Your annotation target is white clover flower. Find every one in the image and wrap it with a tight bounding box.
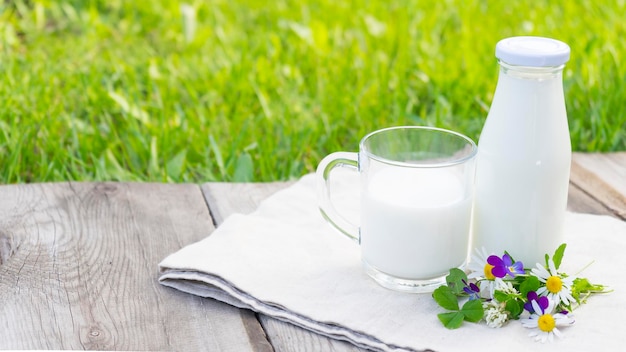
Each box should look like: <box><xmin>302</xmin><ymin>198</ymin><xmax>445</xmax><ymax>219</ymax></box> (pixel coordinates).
<box><xmin>482</xmin><ymin>300</ymin><xmax>509</xmax><ymax>328</ymax></box>
<box><xmin>496</xmin><ymin>280</ymin><xmax>518</xmax><ymax>295</ymax></box>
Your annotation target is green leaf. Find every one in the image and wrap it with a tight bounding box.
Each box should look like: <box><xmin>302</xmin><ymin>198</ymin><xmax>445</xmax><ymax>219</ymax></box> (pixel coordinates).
<box><xmin>432</xmin><ymin>286</ymin><xmax>459</xmax><ymax>311</ymax></box>
<box><xmin>519</xmin><ymin>275</ymin><xmax>540</xmax><ymax>297</ymax></box>
<box><xmin>445</xmin><ymin>268</ymin><xmax>468</xmax><ymax>295</ymax></box>
<box><xmin>572</xmin><ymin>278</ymin><xmax>594</xmax><ymax>292</ymax></box>
<box><xmin>461</xmin><ymin>299</ymin><xmax>484</xmax><ymax>322</ymax></box>
<box><xmin>493</xmin><ymin>290</ymin><xmax>509</xmax><ymax>302</ymax></box>
<box><xmin>571</xmin><ymin>277</ymin><xmax>609</xmax><ymax>302</ymax></box>
<box><xmin>553</xmin><ymin>243</ymin><xmax>567</xmax><ymax>270</ymax></box>
<box><xmin>505</xmin><ymin>299</ymin><xmax>523</xmax><ymax>320</ymax></box>
<box><xmin>437</xmin><ymin>311</ymin><xmax>465</xmax><ymax>329</ymax></box>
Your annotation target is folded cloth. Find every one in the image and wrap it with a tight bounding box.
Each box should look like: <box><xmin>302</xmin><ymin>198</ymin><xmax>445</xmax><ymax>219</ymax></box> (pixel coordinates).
<box><xmin>159</xmin><ymin>174</ymin><xmax>626</xmax><ymax>352</ymax></box>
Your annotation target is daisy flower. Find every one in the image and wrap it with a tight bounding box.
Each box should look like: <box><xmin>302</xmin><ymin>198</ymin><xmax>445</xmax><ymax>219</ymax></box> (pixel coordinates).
<box><xmin>531</xmin><ymin>258</ymin><xmax>576</xmax><ymax>307</ymax></box>
<box><xmin>466</xmin><ymin>247</ymin><xmax>501</xmax><ymax>299</ymax></box>
<box><xmin>467</xmin><ymin>247</ymin><xmax>493</xmax><ymax>279</ymax></box>
<box><xmin>521</xmin><ymin>298</ymin><xmax>575</xmax><ymax>342</ymax></box>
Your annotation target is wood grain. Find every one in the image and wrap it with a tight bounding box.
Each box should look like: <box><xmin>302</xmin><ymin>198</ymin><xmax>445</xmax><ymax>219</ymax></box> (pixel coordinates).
<box><xmin>0</xmin><ymin>182</ymin><xmax>267</xmax><ymax>351</ymax></box>
<box><xmin>570</xmin><ymin>152</ymin><xmax>626</xmax><ymax>220</ymax></box>
<box><xmin>567</xmin><ymin>181</ymin><xmax>613</xmax><ymax>216</ymax></box>
<box><xmin>259</xmin><ymin>317</ymin><xmax>363</xmax><ymax>352</ymax></box>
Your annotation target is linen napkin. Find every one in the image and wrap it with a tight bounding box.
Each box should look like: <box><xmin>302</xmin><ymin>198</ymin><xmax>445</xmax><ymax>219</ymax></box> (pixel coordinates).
<box><xmin>159</xmin><ymin>173</ymin><xmax>626</xmax><ymax>352</ymax></box>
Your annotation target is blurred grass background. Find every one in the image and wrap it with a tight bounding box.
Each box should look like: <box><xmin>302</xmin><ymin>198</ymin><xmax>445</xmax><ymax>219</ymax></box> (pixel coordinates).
<box><xmin>0</xmin><ymin>0</ymin><xmax>624</xmax><ymax>183</ymax></box>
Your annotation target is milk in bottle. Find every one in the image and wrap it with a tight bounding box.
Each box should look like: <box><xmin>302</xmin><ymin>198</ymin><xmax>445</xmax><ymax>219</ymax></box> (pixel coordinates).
<box><xmin>471</xmin><ymin>37</ymin><xmax>571</xmax><ymax>266</ymax></box>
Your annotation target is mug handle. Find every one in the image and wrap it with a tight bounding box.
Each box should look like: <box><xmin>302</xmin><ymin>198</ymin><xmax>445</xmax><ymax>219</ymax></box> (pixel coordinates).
<box><xmin>316</xmin><ymin>152</ymin><xmax>360</xmax><ymax>242</ymax></box>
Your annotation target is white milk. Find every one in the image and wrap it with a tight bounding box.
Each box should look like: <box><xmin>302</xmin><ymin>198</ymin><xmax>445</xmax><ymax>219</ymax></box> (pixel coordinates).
<box><xmin>360</xmin><ymin>167</ymin><xmax>471</xmax><ymax>279</ymax></box>
<box><xmin>472</xmin><ymin>62</ymin><xmax>571</xmax><ymax>266</ymax></box>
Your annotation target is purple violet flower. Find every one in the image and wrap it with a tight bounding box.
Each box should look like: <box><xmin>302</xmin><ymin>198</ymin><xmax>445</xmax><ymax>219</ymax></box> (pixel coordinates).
<box><xmin>524</xmin><ymin>291</ymin><xmax>550</xmax><ymax>314</ymax></box>
<box><xmin>462</xmin><ymin>279</ymin><xmax>481</xmax><ymax>300</ymax></box>
<box><xmin>487</xmin><ymin>253</ymin><xmax>524</xmax><ymax>278</ymax></box>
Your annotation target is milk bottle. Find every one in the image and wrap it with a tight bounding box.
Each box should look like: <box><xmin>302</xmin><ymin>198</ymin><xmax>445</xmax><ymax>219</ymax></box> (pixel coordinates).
<box><xmin>472</xmin><ymin>37</ymin><xmax>571</xmax><ymax>266</ymax></box>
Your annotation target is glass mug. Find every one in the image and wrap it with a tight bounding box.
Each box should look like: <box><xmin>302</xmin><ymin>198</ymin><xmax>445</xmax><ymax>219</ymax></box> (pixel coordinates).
<box><xmin>316</xmin><ymin>126</ymin><xmax>477</xmax><ymax>293</ymax></box>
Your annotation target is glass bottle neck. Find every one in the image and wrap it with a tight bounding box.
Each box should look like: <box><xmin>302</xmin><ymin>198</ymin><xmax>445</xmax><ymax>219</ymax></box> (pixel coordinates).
<box><xmin>499</xmin><ymin>60</ymin><xmax>564</xmax><ymax>80</ymax></box>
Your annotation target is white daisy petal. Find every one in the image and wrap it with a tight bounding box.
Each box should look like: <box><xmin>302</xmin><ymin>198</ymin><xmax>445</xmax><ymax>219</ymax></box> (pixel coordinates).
<box><xmin>532</xmin><ymin>264</ymin><xmax>551</xmax><ymax>279</ymax></box>
<box><xmin>553</xmin><ymin>328</ymin><xmax>563</xmax><ymax>338</ymax></box>
<box><xmin>521</xmin><ymin>298</ymin><xmax>574</xmax><ymax>343</ymax></box>
<box><xmin>467</xmin><ymin>247</ymin><xmax>494</xmax><ymax>279</ymax></box>
<box><xmin>521</xmin><ymin>318</ymin><xmax>538</xmax><ymax>328</ymax></box>
<box><xmin>548</xmin><ymin>259</ymin><xmax>558</xmax><ymax>274</ymax></box>
<box><xmin>554</xmin><ymin>313</ymin><xmax>575</xmax><ymax>326</ymax></box>
<box><xmin>531</xmin><ymin>300</ymin><xmax>542</xmax><ymax>314</ymax></box>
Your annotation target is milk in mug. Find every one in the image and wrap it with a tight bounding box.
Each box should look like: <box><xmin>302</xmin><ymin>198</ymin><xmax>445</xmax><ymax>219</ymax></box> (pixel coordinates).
<box><xmin>316</xmin><ymin>126</ymin><xmax>477</xmax><ymax>292</ymax></box>
<box><xmin>361</xmin><ymin>167</ymin><xmax>472</xmax><ymax>279</ymax></box>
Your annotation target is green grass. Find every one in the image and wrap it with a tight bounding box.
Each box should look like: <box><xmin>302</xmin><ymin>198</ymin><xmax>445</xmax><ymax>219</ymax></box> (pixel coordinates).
<box><xmin>0</xmin><ymin>0</ymin><xmax>624</xmax><ymax>183</ymax></box>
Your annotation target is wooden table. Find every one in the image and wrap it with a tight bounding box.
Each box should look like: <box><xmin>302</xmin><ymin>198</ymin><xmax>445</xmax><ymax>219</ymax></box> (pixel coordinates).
<box><xmin>1</xmin><ymin>152</ymin><xmax>624</xmax><ymax>351</ymax></box>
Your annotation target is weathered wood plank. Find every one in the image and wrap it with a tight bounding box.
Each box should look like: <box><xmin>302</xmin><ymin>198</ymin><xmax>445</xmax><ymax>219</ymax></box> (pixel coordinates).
<box><xmin>0</xmin><ymin>182</ymin><xmax>267</xmax><ymax>351</ymax></box>
<box><xmin>259</xmin><ymin>317</ymin><xmax>363</xmax><ymax>352</ymax></box>
<box><xmin>570</xmin><ymin>152</ymin><xmax>626</xmax><ymax>220</ymax></box>
<box><xmin>201</xmin><ymin>182</ymin><xmax>363</xmax><ymax>352</ymax></box>
<box><xmin>567</xmin><ymin>182</ymin><xmax>613</xmax><ymax>216</ymax></box>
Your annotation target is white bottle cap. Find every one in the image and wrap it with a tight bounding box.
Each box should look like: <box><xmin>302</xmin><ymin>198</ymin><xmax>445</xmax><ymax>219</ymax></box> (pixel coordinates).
<box><xmin>495</xmin><ymin>36</ymin><xmax>570</xmax><ymax>66</ymax></box>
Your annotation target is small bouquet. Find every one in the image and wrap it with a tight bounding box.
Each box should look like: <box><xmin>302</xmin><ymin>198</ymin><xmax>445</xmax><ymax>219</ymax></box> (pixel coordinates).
<box><xmin>432</xmin><ymin>244</ymin><xmax>609</xmax><ymax>342</ymax></box>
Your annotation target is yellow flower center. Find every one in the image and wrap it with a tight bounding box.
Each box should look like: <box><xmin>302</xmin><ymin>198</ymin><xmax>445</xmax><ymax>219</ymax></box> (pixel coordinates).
<box><xmin>484</xmin><ymin>264</ymin><xmax>495</xmax><ymax>280</ymax></box>
<box><xmin>538</xmin><ymin>314</ymin><xmax>556</xmax><ymax>332</ymax></box>
<box><xmin>546</xmin><ymin>275</ymin><xmax>563</xmax><ymax>294</ymax></box>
